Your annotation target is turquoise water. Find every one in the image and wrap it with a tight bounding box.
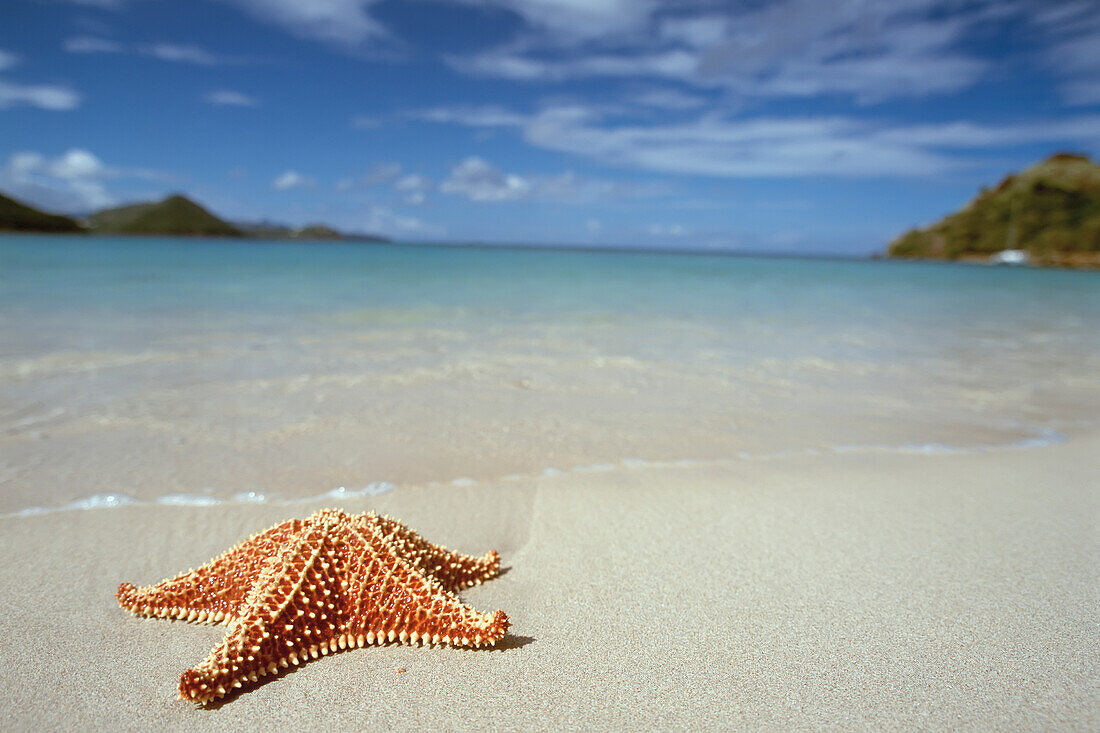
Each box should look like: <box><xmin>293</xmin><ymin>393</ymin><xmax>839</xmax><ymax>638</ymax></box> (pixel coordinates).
<box><xmin>2</xmin><ymin>234</ymin><xmax>1099</xmax><ymax>514</ymax></box>
<box><xmin>4</xmin><ymin>234</ymin><xmax>1098</xmax><ymax>352</ymax></box>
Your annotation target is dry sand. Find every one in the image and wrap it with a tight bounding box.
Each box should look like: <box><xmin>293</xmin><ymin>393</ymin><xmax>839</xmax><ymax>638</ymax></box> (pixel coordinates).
<box><xmin>1</xmin><ymin>432</ymin><xmax>1096</xmax><ymax>730</ymax></box>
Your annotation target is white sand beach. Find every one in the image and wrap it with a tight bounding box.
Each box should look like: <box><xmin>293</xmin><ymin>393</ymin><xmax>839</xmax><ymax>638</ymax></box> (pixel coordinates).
<box><xmin>1</xmin><ymin>429</ymin><xmax>1096</xmax><ymax>729</ymax></box>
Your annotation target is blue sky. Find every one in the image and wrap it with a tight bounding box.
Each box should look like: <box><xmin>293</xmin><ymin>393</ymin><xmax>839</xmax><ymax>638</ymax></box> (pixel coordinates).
<box><xmin>1</xmin><ymin>0</ymin><xmax>1099</xmax><ymax>253</ymax></box>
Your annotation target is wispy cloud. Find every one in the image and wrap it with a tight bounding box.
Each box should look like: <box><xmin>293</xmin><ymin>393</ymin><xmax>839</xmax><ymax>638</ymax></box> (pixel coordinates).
<box><xmin>443</xmin><ymin>0</ymin><xmax>1013</xmax><ymax>105</ymax></box>
<box><xmin>1032</xmin><ymin>1</ymin><xmax>1100</xmax><ymax>105</ymax></box>
<box><xmin>64</xmin><ymin>37</ymin><xmax>123</xmax><ymax>54</ymax></box>
<box><xmin>0</xmin><ymin>80</ymin><xmax>80</xmax><ymax>111</ymax></box>
<box><xmin>204</xmin><ymin>90</ymin><xmax>259</xmax><ymax>107</ymax></box>
<box><xmin>223</xmin><ymin>0</ymin><xmax>389</xmax><ymax>46</ymax></box>
<box><xmin>414</xmin><ymin>105</ymin><xmax>528</xmax><ymax>127</ymax></box>
<box><xmin>142</xmin><ymin>43</ymin><xmax>222</xmax><ymax>65</ymax></box>
<box><xmin>439</xmin><ymin>155</ymin><xmax>666</xmax><ymax>202</ymax></box>
<box><xmin>422</xmin><ymin>103</ymin><xmax>1100</xmax><ymax>178</ymax></box>
<box><xmin>0</xmin><ymin>49</ymin><xmax>79</xmax><ymax>111</ymax></box>
<box><xmin>447</xmin><ymin>45</ymin><xmax>700</xmax><ymax>84</ymax></box>
<box><xmin>454</xmin><ymin>0</ymin><xmax>654</xmax><ymax>42</ymax></box>
<box><xmin>65</xmin><ymin>37</ymin><xmax>239</xmax><ymax>65</ymax></box>
<box><xmin>361</xmin><ymin>162</ymin><xmax>402</xmax><ymax>186</ymax></box>
<box><xmin>272</xmin><ymin>170</ymin><xmax>316</xmax><ymax>190</ymax></box>
<box><xmin>440</xmin><ymin>157</ymin><xmax>531</xmax><ymax>201</ymax></box>
<box><xmin>361</xmin><ymin>204</ymin><xmax>442</xmax><ymax>236</ymax></box>
<box><xmin>628</xmin><ymin>88</ymin><xmax>708</xmax><ymax>110</ymax></box>
<box><xmin>393</xmin><ymin>173</ymin><xmax>432</xmax><ymax>204</ymax></box>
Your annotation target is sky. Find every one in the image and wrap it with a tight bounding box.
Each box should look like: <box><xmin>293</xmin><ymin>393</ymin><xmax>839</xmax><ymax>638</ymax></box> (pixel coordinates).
<box><xmin>1</xmin><ymin>0</ymin><xmax>1099</xmax><ymax>254</ymax></box>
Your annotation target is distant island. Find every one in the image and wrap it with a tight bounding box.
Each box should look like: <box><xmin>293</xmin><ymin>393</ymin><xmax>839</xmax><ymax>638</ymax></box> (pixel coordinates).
<box><xmin>0</xmin><ymin>191</ymin><xmax>389</xmax><ymax>243</ymax></box>
<box><xmin>888</xmin><ymin>153</ymin><xmax>1100</xmax><ymax>269</ymax></box>
<box><xmin>89</xmin><ymin>195</ymin><xmax>244</xmax><ymax>237</ymax></box>
<box><xmin>0</xmin><ymin>192</ymin><xmax>84</xmax><ymax>233</ymax></box>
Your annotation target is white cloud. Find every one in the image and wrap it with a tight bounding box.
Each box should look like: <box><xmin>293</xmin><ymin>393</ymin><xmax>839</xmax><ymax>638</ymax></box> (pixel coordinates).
<box><xmin>0</xmin><ymin>49</ymin><xmax>18</xmax><ymax>70</ymax></box>
<box><xmin>414</xmin><ymin>105</ymin><xmax>528</xmax><ymax>127</ymax></box>
<box><xmin>444</xmin><ymin>0</ymin><xmax>1013</xmax><ymax>105</ymax></box>
<box><xmin>393</xmin><ymin>173</ymin><xmax>432</xmax><ymax>204</ymax></box>
<box><xmin>9</xmin><ymin>151</ymin><xmax>44</xmax><ymax>175</ymax></box>
<box><xmin>361</xmin><ymin>162</ymin><xmax>402</xmax><ymax>185</ymax></box>
<box><xmin>205</xmin><ymin>90</ymin><xmax>258</xmax><ymax>106</ymax></box>
<box><xmin>393</xmin><ymin>174</ymin><xmax>431</xmax><ymax>192</ymax></box>
<box><xmin>629</xmin><ymin>88</ymin><xmax>708</xmax><ymax>110</ymax></box>
<box><xmin>0</xmin><ymin>80</ymin><xmax>80</xmax><ymax>110</ymax></box>
<box><xmin>423</xmin><ymin>103</ymin><xmax>1100</xmax><ymax>178</ymax></box>
<box><xmin>454</xmin><ymin>0</ymin><xmax>654</xmax><ymax>42</ymax></box>
<box><xmin>520</xmin><ymin>112</ymin><xmax>967</xmax><ymax>177</ymax></box>
<box><xmin>438</xmin><ymin>154</ymin><xmax>663</xmax><ymax>202</ymax></box>
<box><xmin>64</xmin><ymin>37</ymin><xmax>123</xmax><ymax>54</ymax></box>
<box><xmin>222</xmin><ymin>0</ymin><xmax>388</xmax><ymax>46</ymax></box>
<box><xmin>272</xmin><ymin>170</ymin><xmax>316</xmax><ymax>190</ymax></box>
<box><xmin>142</xmin><ymin>43</ymin><xmax>221</xmax><ymax>65</ymax></box>
<box><xmin>1032</xmin><ymin>1</ymin><xmax>1100</xmax><ymax>105</ymax></box>
<box><xmin>448</xmin><ymin>46</ymin><xmax>700</xmax><ymax>83</ymax></box>
<box><xmin>49</xmin><ymin>149</ymin><xmax>108</xmax><ymax>179</ymax></box>
<box><xmin>361</xmin><ymin>204</ymin><xmax>442</xmax><ymax>236</ymax></box>
<box><xmin>1</xmin><ymin>149</ymin><xmax>118</xmax><ymax>211</ymax></box>
<box><xmin>440</xmin><ymin>157</ymin><xmax>532</xmax><ymax>201</ymax></box>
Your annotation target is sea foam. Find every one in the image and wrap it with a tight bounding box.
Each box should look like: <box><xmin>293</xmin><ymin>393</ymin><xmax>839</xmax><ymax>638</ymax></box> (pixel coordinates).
<box><xmin>6</xmin><ymin>481</ymin><xmax>396</xmax><ymax>518</ymax></box>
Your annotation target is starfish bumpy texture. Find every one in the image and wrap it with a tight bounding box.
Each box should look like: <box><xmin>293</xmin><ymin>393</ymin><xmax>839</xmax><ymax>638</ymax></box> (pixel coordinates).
<box><xmin>117</xmin><ymin>509</ymin><xmax>509</xmax><ymax>703</ymax></box>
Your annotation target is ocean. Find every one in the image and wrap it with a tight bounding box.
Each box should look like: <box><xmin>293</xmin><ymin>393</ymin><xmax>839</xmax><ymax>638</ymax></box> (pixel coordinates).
<box><xmin>2</xmin><ymin>234</ymin><xmax>1098</xmax><ymax>515</ymax></box>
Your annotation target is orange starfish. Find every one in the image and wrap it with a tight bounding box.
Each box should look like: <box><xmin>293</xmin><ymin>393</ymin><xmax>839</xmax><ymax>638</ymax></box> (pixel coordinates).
<box><xmin>117</xmin><ymin>509</ymin><xmax>509</xmax><ymax>703</ymax></box>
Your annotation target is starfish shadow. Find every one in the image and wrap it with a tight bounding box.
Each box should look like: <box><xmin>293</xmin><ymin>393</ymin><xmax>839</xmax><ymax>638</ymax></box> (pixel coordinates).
<box><xmin>486</xmin><ymin>633</ymin><xmax>535</xmax><ymax>651</ymax></box>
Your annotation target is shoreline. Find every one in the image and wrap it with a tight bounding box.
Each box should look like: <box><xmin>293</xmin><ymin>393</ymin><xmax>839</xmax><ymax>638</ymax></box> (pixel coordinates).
<box><xmin>3</xmin><ymin>430</ymin><xmax>1096</xmax><ymax>729</ymax></box>
<box><xmin>1</xmin><ymin>421</ymin><xmax>1074</xmax><ymax>520</ymax></box>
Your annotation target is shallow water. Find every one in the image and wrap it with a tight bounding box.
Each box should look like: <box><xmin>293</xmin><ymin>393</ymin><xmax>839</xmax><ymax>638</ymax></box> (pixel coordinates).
<box><xmin>2</xmin><ymin>235</ymin><xmax>1098</xmax><ymax>514</ymax></box>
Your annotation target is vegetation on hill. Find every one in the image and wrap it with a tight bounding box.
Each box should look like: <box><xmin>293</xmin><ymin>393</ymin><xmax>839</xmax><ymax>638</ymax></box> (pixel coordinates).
<box><xmin>889</xmin><ymin>153</ymin><xmax>1100</xmax><ymax>268</ymax></box>
<box><xmin>238</xmin><ymin>221</ymin><xmax>389</xmax><ymax>242</ymax></box>
<box><xmin>88</xmin><ymin>194</ymin><xmax>243</xmax><ymax>236</ymax></box>
<box><xmin>0</xmin><ymin>192</ymin><xmax>85</xmax><ymax>233</ymax></box>
<box><xmin>0</xmin><ymin>188</ymin><xmax>391</xmax><ymax>242</ymax></box>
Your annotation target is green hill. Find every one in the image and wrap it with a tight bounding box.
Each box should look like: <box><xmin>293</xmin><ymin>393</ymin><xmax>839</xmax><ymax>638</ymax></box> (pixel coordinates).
<box><xmin>238</xmin><ymin>222</ymin><xmax>343</xmax><ymax>240</ymax></box>
<box><xmin>237</xmin><ymin>221</ymin><xmax>389</xmax><ymax>242</ymax></box>
<box><xmin>89</xmin><ymin>194</ymin><xmax>242</xmax><ymax>237</ymax></box>
<box><xmin>888</xmin><ymin>153</ymin><xmax>1100</xmax><ymax>268</ymax></box>
<box><xmin>0</xmin><ymin>191</ymin><xmax>84</xmax><ymax>233</ymax></box>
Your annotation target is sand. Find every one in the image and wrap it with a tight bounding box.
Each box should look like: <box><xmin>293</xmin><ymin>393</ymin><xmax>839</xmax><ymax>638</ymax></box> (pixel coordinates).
<box><xmin>1</xmin><ymin>431</ymin><xmax>1096</xmax><ymax>730</ymax></box>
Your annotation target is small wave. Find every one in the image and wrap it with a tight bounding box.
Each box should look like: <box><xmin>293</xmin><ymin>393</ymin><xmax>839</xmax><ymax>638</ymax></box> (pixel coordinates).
<box><xmin>14</xmin><ymin>492</ymin><xmax>139</xmax><ymax>516</ymax></box>
<box><xmin>5</xmin><ymin>481</ymin><xmax>396</xmax><ymax>519</ymax></box>
<box><xmin>2</xmin><ymin>426</ymin><xmax>1067</xmax><ymax>519</ymax></box>
<box><xmin>830</xmin><ymin>426</ymin><xmax>1066</xmax><ymax>456</ymax></box>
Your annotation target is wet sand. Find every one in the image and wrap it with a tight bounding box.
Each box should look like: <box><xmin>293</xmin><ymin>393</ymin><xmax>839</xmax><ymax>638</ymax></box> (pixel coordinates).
<box><xmin>1</xmin><ymin>431</ymin><xmax>1096</xmax><ymax>730</ymax></box>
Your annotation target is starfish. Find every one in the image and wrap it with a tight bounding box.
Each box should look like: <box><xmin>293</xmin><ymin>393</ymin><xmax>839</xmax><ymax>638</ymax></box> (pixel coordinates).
<box><xmin>117</xmin><ymin>508</ymin><xmax>509</xmax><ymax>703</ymax></box>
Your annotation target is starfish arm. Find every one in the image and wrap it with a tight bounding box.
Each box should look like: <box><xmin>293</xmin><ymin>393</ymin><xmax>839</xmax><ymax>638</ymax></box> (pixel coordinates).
<box><xmin>339</xmin><ymin>520</ymin><xmax>510</xmax><ymax>650</ymax></box>
<box><xmin>370</xmin><ymin>513</ymin><xmax>502</xmax><ymax>592</ymax></box>
<box><xmin>178</xmin><ymin>520</ymin><xmax>345</xmax><ymax>703</ymax></box>
<box><xmin>117</xmin><ymin>518</ymin><xmax>303</xmax><ymax>624</ymax></box>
